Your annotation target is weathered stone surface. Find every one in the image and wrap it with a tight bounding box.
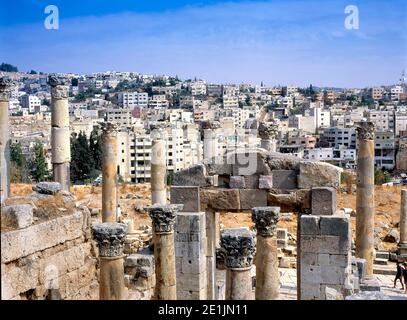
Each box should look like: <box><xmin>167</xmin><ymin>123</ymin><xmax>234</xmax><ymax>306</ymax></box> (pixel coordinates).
<box><xmin>311</xmin><ymin>187</ymin><xmax>337</xmax><ymax>216</ymax></box>
<box><xmin>228</xmin><ymin>149</ymin><xmax>272</xmax><ymax>176</ymax></box>
<box><xmin>298</xmin><ymin>161</ymin><xmax>342</xmax><ymax>189</ymax></box>
<box><xmin>32</xmin><ymin>182</ymin><xmax>62</xmax><ymax>195</ymax></box>
<box><xmin>170</xmin><ymin>186</ymin><xmax>200</xmax><ymax>212</ymax></box>
<box><xmin>259</xmin><ymin>175</ymin><xmax>273</xmax><ymax>189</ymax></box>
<box><xmin>92</xmin><ymin>222</ymin><xmax>128</xmax><ymax>257</ymax></box>
<box><xmin>203</xmin><ymin>157</ymin><xmax>232</xmax><ymax>175</ymax></box>
<box><xmin>301</xmin><ymin>235</ymin><xmax>350</xmax><ymax>254</ymax></box>
<box><xmin>1</xmin><ymin>211</ymin><xmax>85</xmax><ymax>263</ymax></box>
<box><xmin>239</xmin><ymin>189</ymin><xmax>267</xmax><ymax>210</ymax></box>
<box><xmin>172</xmin><ymin>164</ymin><xmax>210</xmax><ymax>187</ymax></box>
<box><xmin>301</xmin><ymin>215</ymin><xmax>320</xmax><ymax>235</ymax></box>
<box><xmin>319</xmin><ymin>215</ymin><xmax>350</xmax><ymax>240</ymax></box>
<box><xmin>324</xmin><ymin>286</ymin><xmax>344</xmax><ymax>300</ymax></box>
<box><xmin>271</xmin><ymin>170</ymin><xmax>297</xmax><ymax>190</ymax></box>
<box><xmin>229</xmin><ymin>176</ymin><xmax>246</xmax><ymax>189</ymax></box>
<box><xmin>244</xmin><ymin>175</ymin><xmax>259</xmax><ymax>189</ymax></box>
<box><xmin>266</xmin><ymin>153</ymin><xmax>301</xmax><ymax>171</ymax></box>
<box><xmin>200</xmin><ymin>189</ymin><xmax>240</xmax><ymax>211</ymax></box>
<box><xmin>384</xmin><ymin>229</ymin><xmax>399</xmax><ymax>243</ymax></box>
<box><xmin>2</xmin><ymin>204</ymin><xmax>34</xmax><ymax>229</ymax></box>
<box><xmin>267</xmin><ymin>189</ymin><xmax>311</xmax><ymax>213</ymax></box>
<box><xmin>252</xmin><ymin>207</ymin><xmax>280</xmax><ymax>237</ymax></box>
<box><xmin>220</xmin><ymin>228</ymin><xmax>256</xmax><ymax>269</ymax></box>
<box><xmin>145</xmin><ymin>204</ymin><xmax>183</xmax><ymax>234</ymax></box>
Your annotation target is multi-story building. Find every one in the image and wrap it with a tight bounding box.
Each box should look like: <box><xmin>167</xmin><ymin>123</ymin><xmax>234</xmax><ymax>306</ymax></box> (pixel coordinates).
<box><xmin>148</xmin><ymin>95</ymin><xmax>169</xmax><ymax>109</ymax></box>
<box><xmin>20</xmin><ymin>94</ymin><xmax>41</xmax><ymax>113</ymax></box>
<box><xmin>367</xmin><ymin>110</ymin><xmax>394</xmax><ymax>132</ymax></box>
<box><xmin>106</xmin><ymin>108</ymin><xmax>135</xmax><ymax>129</ymax></box>
<box><xmin>374</xmin><ymin>131</ymin><xmax>395</xmax><ymax>170</ymax></box>
<box><xmin>395</xmin><ymin>112</ymin><xmax>407</xmax><ymax>137</ymax></box>
<box><xmin>370</xmin><ymin>87</ymin><xmax>384</xmax><ymax>100</ymax></box>
<box><xmin>189</xmin><ymin>81</ymin><xmax>207</xmax><ymax>96</ymax></box>
<box><xmin>320</xmin><ymin>127</ymin><xmax>356</xmax><ymax>149</ymax></box>
<box><xmin>390</xmin><ymin>85</ymin><xmax>404</xmax><ymax>101</ymax></box>
<box><xmin>118</xmin><ymin>92</ymin><xmax>148</xmax><ymax>107</ymax></box>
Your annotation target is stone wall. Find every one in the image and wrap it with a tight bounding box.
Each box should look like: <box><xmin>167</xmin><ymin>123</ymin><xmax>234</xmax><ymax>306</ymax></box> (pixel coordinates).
<box><xmin>1</xmin><ymin>185</ymin><xmax>98</xmax><ymax>300</ymax></box>
<box><xmin>172</xmin><ymin>149</ymin><xmax>342</xmax><ymax>213</ymax></box>
<box><xmin>299</xmin><ymin>212</ymin><xmax>353</xmax><ymax>300</ymax></box>
<box><xmin>124</xmin><ymin>251</ymin><xmax>155</xmax><ymax>300</ymax></box>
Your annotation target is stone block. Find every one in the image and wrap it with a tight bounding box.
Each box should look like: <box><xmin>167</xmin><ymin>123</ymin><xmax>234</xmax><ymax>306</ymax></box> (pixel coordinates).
<box><xmin>320</xmin><ymin>265</ymin><xmax>347</xmax><ymax>285</ymax></box>
<box><xmin>1</xmin><ymin>211</ymin><xmax>85</xmax><ymax>263</ymax></box>
<box><xmin>200</xmin><ymin>189</ymin><xmax>240</xmax><ymax>211</ymax></box>
<box><xmin>351</xmin><ymin>257</ymin><xmax>366</xmax><ymax>281</ymax></box>
<box><xmin>203</xmin><ymin>157</ymin><xmax>232</xmax><ymax>176</ymax></box>
<box><xmin>259</xmin><ymin>175</ymin><xmax>273</xmax><ymax>189</ymax></box>
<box><xmin>244</xmin><ymin>175</ymin><xmax>259</xmax><ymax>189</ymax></box>
<box><xmin>300</xmin><ymin>283</ymin><xmax>321</xmax><ymax>300</ymax></box>
<box><xmin>170</xmin><ymin>186</ymin><xmax>200</xmax><ymax>212</ymax></box>
<box><xmin>301</xmin><ymin>235</ymin><xmax>349</xmax><ymax>254</ymax></box>
<box><xmin>318</xmin><ymin>253</ymin><xmax>330</xmax><ymax>266</ymax></box>
<box><xmin>229</xmin><ymin>176</ymin><xmax>246</xmax><ymax>189</ymax></box>
<box><xmin>2</xmin><ymin>204</ymin><xmax>34</xmax><ymax>229</ymax></box>
<box><xmin>125</xmin><ymin>253</ymin><xmax>154</xmax><ymax>268</ymax></box>
<box><xmin>301</xmin><ymin>265</ymin><xmax>322</xmax><ymax>284</ymax></box>
<box><xmin>298</xmin><ymin>161</ymin><xmax>342</xmax><ymax>189</ymax></box>
<box><xmin>172</xmin><ymin>164</ymin><xmax>210</xmax><ymax>187</ymax></box>
<box><xmin>330</xmin><ymin>254</ymin><xmax>350</xmax><ymax>267</ymax></box>
<box><xmin>229</xmin><ymin>149</ymin><xmax>272</xmax><ymax>176</ymax></box>
<box><xmin>271</xmin><ymin>170</ymin><xmax>297</xmax><ymax>190</ymax></box>
<box><xmin>217</xmin><ymin>175</ymin><xmax>230</xmax><ymax>188</ymax></box>
<box><xmin>239</xmin><ymin>189</ymin><xmax>267</xmax><ymax>210</ymax></box>
<box><xmin>300</xmin><ymin>215</ymin><xmax>320</xmax><ymax>235</ymax></box>
<box><xmin>311</xmin><ymin>187</ymin><xmax>337</xmax><ymax>216</ymax></box>
<box><xmin>319</xmin><ymin>215</ymin><xmax>350</xmax><ymax>240</ymax></box>
<box><xmin>32</xmin><ymin>182</ymin><xmax>62</xmax><ymax>195</ymax></box>
<box><xmin>300</xmin><ymin>252</ymin><xmax>318</xmax><ymax>266</ymax></box>
<box><xmin>176</xmin><ymin>212</ymin><xmax>205</xmax><ymax>234</ymax></box>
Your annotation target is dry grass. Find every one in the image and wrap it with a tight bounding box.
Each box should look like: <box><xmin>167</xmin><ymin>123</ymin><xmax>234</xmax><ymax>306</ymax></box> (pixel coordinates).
<box><xmin>10</xmin><ymin>183</ymin><xmax>33</xmax><ymax>197</ymax></box>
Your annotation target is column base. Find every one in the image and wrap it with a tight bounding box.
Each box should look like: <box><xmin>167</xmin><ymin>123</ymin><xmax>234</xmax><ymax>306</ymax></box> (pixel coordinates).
<box><xmin>360</xmin><ymin>277</ymin><xmax>381</xmax><ymax>292</ymax></box>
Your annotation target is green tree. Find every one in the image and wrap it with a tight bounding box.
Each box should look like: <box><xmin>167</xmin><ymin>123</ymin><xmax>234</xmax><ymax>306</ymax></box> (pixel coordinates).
<box><xmin>89</xmin><ymin>128</ymin><xmax>103</xmax><ymax>170</ymax></box>
<box><xmin>10</xmin><ymin>142</ymin><xmax>24</xmax><ymax>167</ymax></box>
<box><xmin>0</xmin><ymin>62</ymin><xmax>18</xmax><ymax>72</ymax></box>
<box><xmin>70</xmin><ymin>131</ymin><xmax>95</xmax><ymax>183</ymax></box>
<box><xmin>30</xmin><ymin>141</ymin><xmax>49</xmax><ymax>182</ymax></box>
<box><xmin>374</xmin><ymin>167</ymin><xmax>392</xmax><ymax>185</ymax></box>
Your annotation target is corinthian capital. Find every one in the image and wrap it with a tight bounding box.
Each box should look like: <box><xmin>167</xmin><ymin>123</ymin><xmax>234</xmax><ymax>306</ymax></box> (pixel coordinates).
<box><xmin>0</xmin><ymin>77</ymin><xmax>16</xmax><ymax>101</ymax></box>
<box><xmin>220</xmin><ymin>228</ymin><xmax>256</xmax><ymax>269</ymax></box>
<box><xmin>258</xmin><ymin>121</ymin><xmax>278</xmax><ymax>140</ymax></box>
<box><xmin>252</xmin><ymin>207</ymin><xmax>280</xmax><ymax>237</ymax></box>
<box><xmin>92</xmin><ymin>222</ymin><xmax>128</xmax><ymax>257</ymax></box>
<box><xmin>356</xmin><ymin>121</ymin><xmax>375</xmax><ymax>140</ymax></box>
<box><xmin>145</xmin><ymin>204</ymin><xmax>183</xmax><ymax>234</ymax></box>
<box><xmin>48</xmin><ymin>75</ymin><xmax>70</xmax><ymax>99</ymax></box>
<box><xmin>100</xmin><ymin>122</ymin><xmax>118</xmax><ymax>139</ymax></box>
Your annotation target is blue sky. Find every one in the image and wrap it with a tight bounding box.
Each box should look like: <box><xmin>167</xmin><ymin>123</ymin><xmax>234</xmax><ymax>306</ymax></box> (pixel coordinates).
<box><xmin>0</xmin><ymin>0</ymin><xmax>406</xmax><ymax>87</ymax></box>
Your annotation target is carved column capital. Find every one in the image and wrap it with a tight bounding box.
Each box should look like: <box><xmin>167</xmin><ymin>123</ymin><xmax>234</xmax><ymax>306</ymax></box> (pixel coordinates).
<box><xmin>92</xmin><ymin>222</ymin><xmax>128</xmax><ymax>257</ymax></box>
<box><xmin>356</xmin><ymin>121</ymin><xmax>375</xmax><ymax>140</ymax></box>
<box><xmin>100</xmin><ymin>122</ymin><xmax>119</xmax><ymax>139</ymax></box>
<box><xmin>48</xmin><ymin>75</ymin><xmax>70</xmax><ymax>99</ymax></box>
<box><xmin>258</xmin><ymin>121</ymin><xmax>278</xmax><ymax>140</ymax></box>
<box><xmin>220</xmin><ymin>228</ymin><xmax>256</xmax><ymax>269</ymax></box>
<box><xmin>0</xmin><ymin>77</ymin><xmax>16</xmax><ymax>101</ymax></box>
<box><xmin>252</xmin><ymin>206</ymin><xmax>280</xmax><ymax>237</ymax></box>
<box><xmin>145</xmin><ymin>204</ymin><xmax>183</xmax><ymax>234</ymax></box>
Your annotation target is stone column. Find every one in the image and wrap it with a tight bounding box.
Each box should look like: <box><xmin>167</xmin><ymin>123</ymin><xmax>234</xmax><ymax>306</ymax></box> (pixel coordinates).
<box><xmin>92</xmin><ymin>222</ymin><xmax>127</xmax><ymax>300</ymax></box>
<box><xmin>101</xmin><ymin>122</ymin><xmax>118</xmax><ymax>223</ymax></box>
<box><xmin>252</xmin><ymin>207</ymin><xmax>280</xmax><ymax>300</ymax></box>
<box><xmin>205</xmin><ymin>208</ymin><xmax>219</xmax><ymax>299</ymax></box>
<box><xmin>221</xmin><ymin>228</ymin><xmax>256</xmax><ymax>300</ymax></box>
<box><xmin>355</xmin><ymin>121</ymin><xmax>375</xmax><ymax>278</ymax></box>
<box><xmin>203</xmin><ymin>121</ymin><xmax>221</xmax><ymax>161</ymax></box>
<box><xmin>399</xmin><ymin>189</ymin><xmax>407</xmax><ymax>258</ymax></box>
<box><xmin>145</xmin><ymin>204</ymin><xmax>183</xmax><ymax>300</ymax></box>
<box><xmin>258</xmin><ymin>121</ymin><xmax>278</xmax><ymax>152</ymax></box>
<box><xmin>48</xmin><ymin>76</ymin><xmax>71</xmax><ymax>191</ymax></box>
<box><xmin>0</xmin><ymin>77</ymin><xmax>14</xmax><ymax>204</ymax></box>
<box><xmin>151</xmin><ymin>126</ymin><xmax>167</xmax><ymax>205</ymax></box>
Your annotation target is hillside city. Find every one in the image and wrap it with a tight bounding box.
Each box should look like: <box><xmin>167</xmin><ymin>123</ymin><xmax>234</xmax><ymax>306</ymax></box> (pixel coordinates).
<box><xmin>1</xmin><ymin>64</ymin><xmax>406</xmax><ymax>185</ymax></box>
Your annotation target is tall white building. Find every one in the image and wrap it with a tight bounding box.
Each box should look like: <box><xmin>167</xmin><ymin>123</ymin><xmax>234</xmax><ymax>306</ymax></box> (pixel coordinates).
<box><xmin>118</xmin><ymin>92</ymin><xmax>148</xmax><ymax>107</ymax></box>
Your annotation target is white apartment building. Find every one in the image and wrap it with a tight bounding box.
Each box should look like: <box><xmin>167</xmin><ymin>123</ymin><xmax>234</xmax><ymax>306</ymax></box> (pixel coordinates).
<box><xmin>20</xmin><ymin>94</ymin><xmax>41</xmax><ymax>113</ymax></box>
<box><xmin>106</xmin><ymin>108</ymin><xmax>135</xmax><ymax>128</ymax></box>
<box><xmin>321</xmin><ymin>127</ymin><xmax>356</xmax><ymax>149</ymax></box>
<box><xmin>116</xmin><ymin>125</ymin><xmax>201</xmax><ymax>183</ymax></box>
<box><xmin>395</xmin><ymin>113</ymin><xmax>407</xmax><ymax>137</ymax></box>
<box><xmin>289</xmin><ymin>115</ymin><xmax>316</xmax><ymax>134</ymax></box>
<box><xmin>189</xmin><ymin>81</ymin><xmax>207</xmax><ymax>96</ymax></box>
<box><xmin>374</xmin><ymin>131</ymin><xmax>395</xmax><ymax>170</ymax></box>
<box><xmin>223</xmin><ymin>85</ymin><xmax>239</xmax><ymax>97</ymax></box>
<box><xmin>118</xmin><ymin>92</ymin><xmax>148</xmax><ymax>107</ymax></box>
<box><xmin>391</xmin><ymin>85</ymin><xmax>404</xmax><ymax>101</ymax></box>
<box><xmin>367</xmin><ymin>110</ymin><xmax>394</xmax><ymax>131</ymax></box>
<box><xmin>168</xmin><ymin>109</ymin><xmax>194</xmax><ymax>123</ymax></box>
<box><xmin>311</xmin><ymin>107</ymin><xmax>331</xmax><ymax>129</ymax></box>
<box><xmin>148</xmin><ymin>95</ymin><xmax>169</xmax><ymax>109</ymax></box>
<box><xmin>223</xmin><ymin>96</ymin><xmax>239</xmax><ymax>108</ymax></box>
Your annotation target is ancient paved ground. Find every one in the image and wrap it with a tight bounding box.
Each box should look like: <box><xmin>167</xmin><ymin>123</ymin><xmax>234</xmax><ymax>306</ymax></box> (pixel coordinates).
<box><xmin>279</xmin><ymin>268</ymin><xmax>407</xmax><ymax>300</ymax></box>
